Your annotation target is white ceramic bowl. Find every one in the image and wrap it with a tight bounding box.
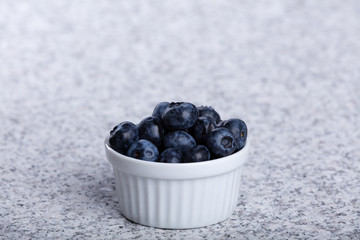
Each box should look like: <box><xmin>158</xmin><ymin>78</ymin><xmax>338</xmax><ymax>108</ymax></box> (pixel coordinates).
<box><xmin>104</xmin><ymin>136</ymin><xmax>249</xmax><ymax>229</ymax></box>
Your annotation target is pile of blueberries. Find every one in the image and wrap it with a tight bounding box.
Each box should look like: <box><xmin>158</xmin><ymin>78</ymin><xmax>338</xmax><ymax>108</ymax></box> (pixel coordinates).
<box><xmin>109</xmin><ymin>102</ymin><xmax>247</xmax><ymax>163</ymax></box>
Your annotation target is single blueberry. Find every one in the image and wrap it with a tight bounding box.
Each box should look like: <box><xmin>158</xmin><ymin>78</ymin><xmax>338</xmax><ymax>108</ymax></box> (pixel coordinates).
<box><xmin>183</xmin><ymin>145</ymin><xmax>211</xmax><ymax>163</ymax></box>
<box><xmin>197</xmin><ymin>106</ymin><xmax>221</xmax><ymax>124</ymax></box>
<box><xmin>137</xmin><ymin>116</ymin><xmax>164</xmax><ymax>148</ymax></box>
<box><xmin>189</xmin><ymin>116</ymin><xmax>217</xmax><ymax>145</ymax></box>
<box><xmin>163</xmin><ymin>130</ymin><xmax>196</xmax><ymax>152</ymax></box>
<box><xmin>126</xmin><ymin>139</ymin><xmax>159</xmax><ymax>162</ymax></box>
<box><xmin>109</xmin><ymin>121</ymin><xmax>139</xmax><ymax>154</ymax></box>
<box><xmin>152</xmin><ymin>102</ymin><xmax>170</xmax><ymax>120</ymax></box>
<box><xmin>206</xmin><ymin>127</ymin><xmax>236</xmax><ymax>158</ymax></box>
<box><xmin>222</xmin><ymin>118</ymin><xmax>247</xmax><ymax>151</ymax></box>
<box><xmin>162</xmin><ymin>102</ymin><xmax>198</xmax><ymax>131</ymax></box>
<box><xmin>159</xmin><ymin>148</ymin><xmax>183</xmax><ymax>163</ymax></box>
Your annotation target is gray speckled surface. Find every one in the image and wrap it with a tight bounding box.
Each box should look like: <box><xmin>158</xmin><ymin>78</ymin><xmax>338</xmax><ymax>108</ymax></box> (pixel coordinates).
<box><xmin>1</xmin><ymin>0</ymin><xmax>360</xmax><ymax>239</ymax></box>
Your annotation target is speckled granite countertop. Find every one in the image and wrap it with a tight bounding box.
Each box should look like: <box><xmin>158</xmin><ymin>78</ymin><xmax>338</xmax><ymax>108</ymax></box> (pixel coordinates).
<box><xmin>1</xmin><ymin>0</ymin><xmax>360</xmax><ymax>239</ymax></box>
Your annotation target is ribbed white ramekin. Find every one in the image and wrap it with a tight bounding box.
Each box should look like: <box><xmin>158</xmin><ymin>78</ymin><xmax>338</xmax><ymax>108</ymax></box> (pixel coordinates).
<box><xmin>104</xmin><ymin>136</ymin><xmax>249</xmax><ymax>229</ymax></box>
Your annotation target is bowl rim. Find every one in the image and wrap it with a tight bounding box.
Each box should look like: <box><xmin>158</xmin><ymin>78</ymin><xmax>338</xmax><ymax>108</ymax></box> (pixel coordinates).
<box><xmin>104</xmin><ymin>134</ymin><xmax>249</xmax><ymax>179</ymax></box>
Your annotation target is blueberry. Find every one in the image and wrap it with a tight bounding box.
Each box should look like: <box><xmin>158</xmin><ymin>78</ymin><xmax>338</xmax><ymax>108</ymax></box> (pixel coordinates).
<box><xmin>183</xmin><ymin>145</ymin><xmax>211</xmax><ymax>163</ymax></box>
<box><xmin>222</xmin><ymin>118</ymin><xmax>247</xmax><ymax>151</ymax></box>
<box><xmin>189</xmin><ymin>116</ymin><xmax>217</xmax><ymax>145</ymax></box>
<box><xmin>159</xmin><ymin>148</ymin><xmax>183</xmax><ymax>163</ymax></box>
<box><xmin>109</xmin><ymin>121</ymin><xmax>139</xmax><ymax>154</ymax></box>
<box><xmin>152</xmin><ymin>102</ymin><xmax>170</xmax><ymax>120</ymax></box>
<box><xmin>137</xmin><ymin>116</ymin><xmax>164</xmax><ymax>148</ymax></box>
<box><xmin>162</xmin><ymin>102</ymin><xmax>198</xmax><ymax>131</ymax></box>
<box><xmin>126</xmin><ymin>139</ymin><xmax>159</xmax><ymax>162</ymax></box>
<box><xmin>206</xmin><ymin>127</ymin><xmax>236</xmax><ymax>158</ymax></box>
<box><xmin>197</xmin><ymin>106</ymin><xmax>221</xmax><ymax>124</ymax></box>
<box><xmin>163</xmin><ymin>130</ymin><xmax>196</xmax><ymax>152</ymax></box>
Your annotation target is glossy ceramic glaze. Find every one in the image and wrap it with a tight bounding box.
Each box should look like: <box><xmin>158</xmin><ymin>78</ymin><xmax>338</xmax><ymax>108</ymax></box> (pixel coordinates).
<box><xmin>105</xmin><ymin>136</ymin><xmax>249</xmax><ymax>229</ymax></box>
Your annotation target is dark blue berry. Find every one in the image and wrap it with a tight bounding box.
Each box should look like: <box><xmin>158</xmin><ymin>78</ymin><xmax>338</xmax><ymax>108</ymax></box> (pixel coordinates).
<box><xmin>163</xmin><ymin>130</ymin><xmax>196</xmax><ymax>152</ymax></box>
<box><xmin>162</xmin><ymin>102</ymin><xmax>198</xmax><ymax>130</ymax></box>
<box><xmin>206</xmin><ymin>127</ymin><xmax>236</xmax><ymax>158</ymax></box>
<box><xmin>222</xmin><ymin>118</ymin><xmax>247</xmax><ymax>151</ymax></box>
<box><xmin>126</xmin><ymin>139</ymin><xmax>159</xmax><ymax>162</ymax></box>
<box><xmin>137</xmin><ymin>116</ymin><xmax>164</xmax><ymax>148</ymax></box>
<box><xmin>183</xmin><ymin>145</ymin><xmax>211</xmax><ymax>163</ymax></box>
<box><xmin>152</xmin><ymin>102</ymin><xmax>170</xmax><ymax>120</ymax></box>
<box><xmin>109</xmin><ymin>121</ymin><xmax>139</xmax><ymax>154</ymax></box>
<box><xmin>159</xmin><ymin>148</ymin><xmax>183</xmax><ymax>163</ymax></box>
<box><xmin>197</xmin><ymin>106</ymin><xmax>221</xmax><ymax>124</ymax></box>
<box><xmin>189</xmin><ymin>116</ymin><xmax>217</xmax><ymax>145</ymax></box>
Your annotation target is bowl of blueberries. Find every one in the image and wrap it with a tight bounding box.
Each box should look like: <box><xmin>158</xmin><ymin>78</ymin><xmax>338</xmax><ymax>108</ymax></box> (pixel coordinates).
<box><xmin>104</xmin><ymin>102</ymin><xmax>249</xmax><ymax>229</ymax></box>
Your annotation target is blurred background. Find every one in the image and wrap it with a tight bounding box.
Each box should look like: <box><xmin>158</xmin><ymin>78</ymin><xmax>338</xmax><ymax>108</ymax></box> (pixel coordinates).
<box><xmin>1</xmin><ymin>0</ymin><xmax>359</xmax><ymax>239</ymax></box>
